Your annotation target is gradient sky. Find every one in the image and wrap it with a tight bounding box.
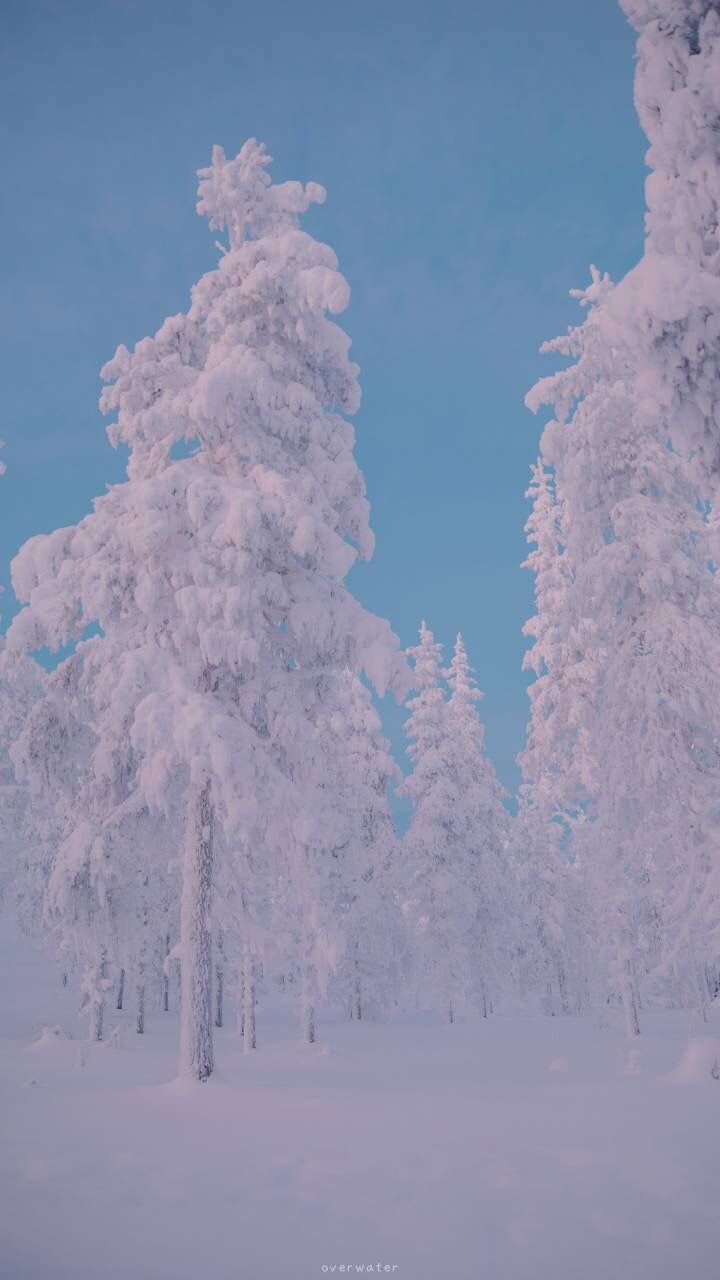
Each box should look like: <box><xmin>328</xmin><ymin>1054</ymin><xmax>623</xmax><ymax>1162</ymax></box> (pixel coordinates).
<box><xmin>1</xmin><ymin>0</ymin><xmax>647</xmax><ymax>789</ymax></box>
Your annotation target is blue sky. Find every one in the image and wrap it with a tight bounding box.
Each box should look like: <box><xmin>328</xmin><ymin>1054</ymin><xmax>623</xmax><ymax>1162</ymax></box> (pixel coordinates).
<box><xmin>1</xmin><ymin>0</ymin><xmax>646</xmax><ymax>789</ymax></box>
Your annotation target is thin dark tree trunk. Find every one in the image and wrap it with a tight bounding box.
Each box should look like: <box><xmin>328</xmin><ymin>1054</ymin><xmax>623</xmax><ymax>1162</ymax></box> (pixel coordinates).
<box><xmin>622</xmin><ymin>960</ymin><xmax>640</xmax><ymax>1038</ymax></box>
<box><xmin>301</xmin><ymin>958</ymin><xmax>315</xmax><ymax>1044</ymax></box>
<box><xmin>242</xmin><ymin>945</ymin><xmax>256</xmax><ymax>1051</ymax></box>
<box><xmin>353</xmin><ymin>945</ymin><xmax>362</xmax><ymax>1021</ymax></box>
<box><xmin>556</xmin><ymin>959</ymin><xmax>570</xmax><ymax>1015</ymax></box>
<box><xmin>163</xmin><ymin>934</ymin><xmax>170</xmax><ymax>1012</ymax></box>
<box><xmin>303</xmin><ymin>1001</ymin><xmax>315</xmax><ymax>1045</ymax></box>
<box><xmin>116</xmin><ymin>967</ymin><xmax>125</xmax><ymax>1011</ymax></box>
<box><xmin>91</xmin><ymin>951</ymin><xmax>107</xmax><ymax>1042</ymax></box>
<box><xmin>136</xmin><ymin>982</ymin><xmax>145</xmax><ymax>1034</ymax></box>
<box><xmin>136</xmin><ymin>959</ymin><xmax>145</xmax><ymax>1035</ymax></box>
<box><xmin>215</xmin><ymin>929</ymin><xmax>224</xmax><ymax>1029</ymax></box>
<box><xmin>178</xmin><ymin>779</ymin><xmax>214</xmax><ymax>1081</ymax></box>
<box><xmin>545</xmin><ymin>980</ymin><xmax>556</xmax><ymax>1017</ymax></box>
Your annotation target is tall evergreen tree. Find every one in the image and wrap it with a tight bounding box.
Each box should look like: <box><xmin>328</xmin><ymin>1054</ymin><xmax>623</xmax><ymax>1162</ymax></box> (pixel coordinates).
<box><xmin>444</xmin><ymin>634</ymin><xmax>511</xmax><ymax>1016</ymax></box>
<box><xmin>522</xmin><ymin>0</ymin><xmax>720</xmax><ymax>1024</ymax></box>
<box><xmin>0</xmin><ymin>454</ymin><xmax>45</xmax><ymax>985</ymax></box>
<box><xmin>322</xmin><ymin>670</ymin><xmax>402</xmax><ymax>1022</ymax></box>
<box><xmin>617</xmin><ymin>0</ymin><xmax>720</xmax><ymax>992</ymax></box>
<box><xmin>8</xmin><ymin>139</ymin><xmax>405</xmax><ymax>1077</ymax></box>
<box><xmin>401</xmin><ymin>625</ymin><xmax>509</xmax><ymax>1021</ymax></box>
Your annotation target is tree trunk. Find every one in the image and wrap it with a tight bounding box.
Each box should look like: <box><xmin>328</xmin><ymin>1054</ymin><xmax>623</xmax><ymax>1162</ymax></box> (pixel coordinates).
<box><xmin>116</xmin><ymin>967</ymin><xmax>125</xmax><ymax>1011</ymax></box>
<box><xmin>303</xmin><ymin>1000</ymin><xmax>315</xmax><ymax>1045</ymax></box>
<box><xmin>622</xmin><ymin>961</ymin><xmax>640</xmax><ymax>1038</ymax></box>
<box><xmin>163</xmin><ymin>934</ymin><xmax>170</xmax><ymax>1012</ymax></box>
<box><xmin>448</xmin><ymin>1000</ymin><xmax>455</xmax><ymax>1025</ymax></box>
<box><xmin>91</xmin><ymin>951</ymin><xmax>107</xmax><ymax>1042</ymax></box>
<box><xmin>556</xmin><ymin>959</ymin><xmax>570</xmax><ymax>1015</ymax></box>
<box><xmin>136</xmin><ymin>907</ymin><xmax>148</xmax><ymax>1034</ymax></box>
<box><xmin>178</xmin><ymin>779</ymin><xmax>214</xmax><ymax>1082</ymax></box>
<box><xmin>242</xmin><ymin>946</ymin><xmax>256</xmax><ymax>1052</ymax></box>
<box><xmin>479</xmin><ymin>979</ymin><xmax>489</xmax><ymax>1019</ymax></box>
<box><xmin>136</xmin><ymin>960</ymin><xmax>145</xmax><ymax>1035</ymax></box>
<box><xmin>92</xmin><ymin>998</ymin><xmax>104</xmax><ymax>1043</ymax></box>
<box><xmin>136</xmin><ymin>983</ymin><xmax>145</xmax><ymax>1034</ymax></box>
<box><xmin>215</xmin><ymin>929</ymin><xmax>224</xmax><ymax>1029</ymax></box>
<box><xmin>545</xmin><ymin>980</ymin><xmax>556</xmax><ymax>1017</ymax></box>
<box><xmin>300</xmin><ymin>962</ymin><xmax>315</xmax><ymax>1045</ymax></box>
<box><xmin>693</xmin><ymin>963</ymin><xmax>708</xmax><ymax>1023</ymax></box>
<box><xmin>354</xmin><ymin>954</ymin><xmax>362</xmax><ymax>1022</ymax></box>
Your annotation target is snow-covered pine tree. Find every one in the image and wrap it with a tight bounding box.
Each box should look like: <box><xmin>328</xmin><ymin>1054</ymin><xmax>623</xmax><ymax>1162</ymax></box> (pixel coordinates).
<box><xmin>615</xmin><ymin>0</ymin><xmax>720</xmax><ymax>999</ymax></box>
<box><xmin>260</xmin><ymin>669</ymin><xmax>399</xmax><ymax>1042</ymax></box>
<box><xmin>0</xmin><ymin>449</ymin><xmax>44</xmax><ymax>945</ymax></box>
<box><xmin>510</xmin><ymin>798</ymin><xmax>585</xmax><ymax>1017</ymax></box>
<box><xmin>401</xmin><ymin>624</ymin><xmax>459</xmax><ymax>1021</ymax></box>
<box><xmin>516</xmin><ymin>459</ymin><xmax>595</xmax><ymax>1017</ymax></box>
<box><xmin>10</xmin><ymin>638</ymin><xmax>180</xmax><ymax>1041</ymax></box>
<box><xmin>8</xmin><ymin>139</ymin><xmax>405</xmax><ymax>1077</ymax></box>
<box><xmin>520</xmin><ymin>0</ymin><xmax>720</xmax><ymax>1026</ymax></box>
<box><xmin>401</xmin><ymin>625</ymin><xmax>508</xmax><ymax>1022</ymax></box>
<box><xmin>518</xmin><ymin>458</ymin><xmax>600</xmax><ymax>821</ymax></box>
<box><xmin>444</xmin><ymin>634</ymin><xmax>512</xmax><ymax>1016</ymax></box>
<box><xmin>617</xmin><ymin>0</ymin><xmax>720</xmax><ymax>504</ymax></box>
<box><xmin>525</xmin><ymin>252</ymin><xmax>720</xmax><ymax>1030</ymax></box>
<box><xmin>0</xmin><ymin>649</ymin><xmax>42</xmax><ymax>927</ymax></box>
<box><xmin>320</xmin><ymin>670</ymin><xmax>402</xmax><ymax>1022</ymax></box>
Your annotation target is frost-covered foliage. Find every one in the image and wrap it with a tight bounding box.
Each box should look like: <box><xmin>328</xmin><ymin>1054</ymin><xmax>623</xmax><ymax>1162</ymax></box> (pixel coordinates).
<box><xmin>10</xmin><ymin>636</ymin><xmax>181</xmax><ymax>1039</ymax></box>
<box><xmin>614</xmin><ymin>1</ymin><xmax>720</xmax><ymax>504</ymax></box>
<box><xmin>7</xmin><ymin>139</ymin><xmax>406</xmax><ymax>1073</ymax></box>
<box><xmin>0</xmin><ymin>647</ymin><xmax>41</xmax><ymax>920</ymax></box>
<box><xmin>401</xmin><ymin>626</ymin><xmax>512</xmax><ymax>1021</ymax></box>
<box><xmin>321</xmin><ymin>671</ymin><xmax>405</xmax><ymax>1020</ymax></box>
<box><xmin>522</xmin><ymin>0</ymin><xmax>720</xmax><ymax>1033</ymax></box>
<box><xmin>0</xmin><ymin>456</ymin><xmax>43</xmax><ymax>939</ymax></box>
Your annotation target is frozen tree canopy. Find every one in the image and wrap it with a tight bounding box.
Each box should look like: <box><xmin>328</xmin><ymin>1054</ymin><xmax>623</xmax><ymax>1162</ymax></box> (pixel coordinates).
<box><xmin>6</xmin><ymin>139</ymin><xmax>407</xmax><ymax>1076</ymax></box>
<box><xmin>522</xmin><ymin>0</ymin><xmax>720</xmax><ymax>1032</ymax></box>
<box><xmin>401</xmin><ymin>626</ymin><xmax>511</xmax><ymax>1021</ymax></box>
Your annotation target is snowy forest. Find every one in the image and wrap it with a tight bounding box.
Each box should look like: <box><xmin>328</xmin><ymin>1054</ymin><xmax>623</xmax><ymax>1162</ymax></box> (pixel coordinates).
<box><xmin>2</xmin><ymin>2</ymin><xmax>720</xmax><ymax>1278</ymax></box>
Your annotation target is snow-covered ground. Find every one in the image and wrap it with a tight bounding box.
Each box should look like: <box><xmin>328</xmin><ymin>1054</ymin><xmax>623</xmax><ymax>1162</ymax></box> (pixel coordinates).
<box><xmin>2</xmin><ymin>926</ymin><xmax>719</xmax><ymax>1280</ymax></box>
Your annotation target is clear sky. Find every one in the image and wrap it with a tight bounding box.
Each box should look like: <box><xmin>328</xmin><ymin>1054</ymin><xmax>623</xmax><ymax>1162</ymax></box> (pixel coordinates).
<box><xmin>1</xmin><ymin>0</ymin><xmax>646</xmax><ymax>789</ymax></box>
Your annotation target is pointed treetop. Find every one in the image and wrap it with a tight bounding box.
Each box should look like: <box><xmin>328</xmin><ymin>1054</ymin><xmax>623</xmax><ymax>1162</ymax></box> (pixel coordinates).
<box><xmin>196</xmin><ymin>138</ymin><xmax>327</xmax><ymax>249</ymax></box>
<box><xmin>408</xmin><ymin>622</ymin><xmax>445</xmax><ymax>692</ymax></box>
<box><xmin>446</xmin><ymin>633</ymin><xmax>483</xmax><ymax>709</ymax></box>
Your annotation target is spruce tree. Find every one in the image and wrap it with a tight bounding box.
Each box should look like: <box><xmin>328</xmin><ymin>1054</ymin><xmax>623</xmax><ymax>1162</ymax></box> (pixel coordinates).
<box><xmin>521</xmin><ymin>0</ymin><xmax>720</xmax><ymax>1028</ymax></box>
<box><xmin>402</xmin><ymin>625</ymin><xmax>509</xmax><ymax>1021</ymax></box>
<box><xmin>8</xmin><ymin>139</ymin><xmax>405</xmax><ymax>1077</ymax></box>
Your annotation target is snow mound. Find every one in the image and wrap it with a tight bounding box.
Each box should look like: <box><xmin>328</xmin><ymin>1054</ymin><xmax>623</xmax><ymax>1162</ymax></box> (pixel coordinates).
<box><xmin>623</xmin><ymin>1049</ymin><xmax>642</xmax><ymax>1076</ymax></box>
<box><xmin>28</xmin><ymin>1025</ymin><xmax>71</xmax><ymax>1050</ymax></box>
<box><xmin>668</xmin><ymin>1038</ymin><xmax>720</xmax><ymax>1085</ymax></box>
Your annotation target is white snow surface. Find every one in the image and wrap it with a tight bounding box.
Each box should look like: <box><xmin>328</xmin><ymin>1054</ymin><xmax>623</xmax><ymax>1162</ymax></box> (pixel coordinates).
<box><xmin>1</xmin><ymin>924</ymin><xmax>718</xmax><ymax>1280</ymax></box>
